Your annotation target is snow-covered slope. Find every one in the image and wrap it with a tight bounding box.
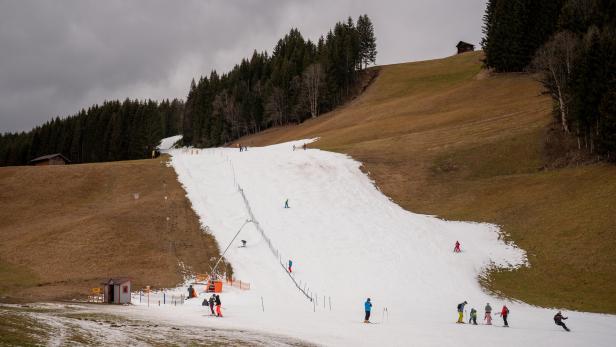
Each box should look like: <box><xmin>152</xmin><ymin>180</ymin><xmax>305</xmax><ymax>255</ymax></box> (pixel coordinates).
<box><xmin>158</xmin><ymin>135</ymin><xmax>183</xmax><ymax>151</ymax></box>
<box><xmin>130</xmin><ymin>140</ymin><xmax>615</xmax><ymax>346</ymax></box>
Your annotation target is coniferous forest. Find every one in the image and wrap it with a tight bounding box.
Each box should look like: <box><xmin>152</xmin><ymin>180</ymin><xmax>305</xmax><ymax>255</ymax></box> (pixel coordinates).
<box><xmin>0</xmin><ymin>15</ymin><xmax>377</xmax><ymax>166</ymax></box>
<box><xmin>482</xmin><ymin>0</ymin><xmax>616</xmax><ymax>160</ymax></box>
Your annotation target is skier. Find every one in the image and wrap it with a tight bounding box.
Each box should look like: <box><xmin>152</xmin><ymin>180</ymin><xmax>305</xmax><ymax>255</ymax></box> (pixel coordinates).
<box><xmin>364</xmin><ymin>298</ymin><xmax>372</xmax><ymax>323</ymax></box>
<box><xmin>209</xmin><ymin>294</ymin><xmax>216</xmax><ymax>315</ymax></box>
<box><xmin>284</xmin><ymin>199</ymin><xmax>289</xmax><ymax>208</ymax></box>
<box><xmin>215</xmin><ymin>294</ymin><xmax>223</xmax><ymax>317</ymax></box>
<box><xmin>288</xmin><ymin>259</ymin><xmax>293</xmax><ymax>273</ymax></box>
<box><xmin>469</xmin><ymin>308</ymin><xmax>478</xmax><ymax>325</ymax></box>
<box><xmin>554</xmin><ymin>311</ymin><xmax>570</xmax><ymax>331</ymax></box>
<box><xmin>303</xmin><ymin>143</ymin><xmax>307</xmax><ymax>150</ymax></box>
<box><xmin>454</xmin><ymin>241</ymin><xmax>461</xmax><ymax>253</ymax></box>
<box><xmin>187</xmin><ymin>285</ymin><xmax>196</xmax><ymax>299</ymax></box>
<box><xmin>457</xmin><ymin>301</ymin><xmax>467</xmax><ymax>323</ymax></box>
<box><xmin>484</xmin><ymin>303</ymin><xmax>492</xmax><ymax>325</ymax></box>
<box><xmin>499</xmin><ymin>305</ymin><xmax>510</xmax><ymax>327</ymax></box>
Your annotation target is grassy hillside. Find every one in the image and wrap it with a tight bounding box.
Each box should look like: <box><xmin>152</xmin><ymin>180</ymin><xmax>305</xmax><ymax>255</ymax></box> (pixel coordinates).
<box><xmin>238</xmin><ymin>51</ymin><xmax>616</xmax><ymax>314</ymax></box>
<box><xmin>0</xmin><ymin>157</ymin><xmax>221</xmax><ymax>302</ymax></box>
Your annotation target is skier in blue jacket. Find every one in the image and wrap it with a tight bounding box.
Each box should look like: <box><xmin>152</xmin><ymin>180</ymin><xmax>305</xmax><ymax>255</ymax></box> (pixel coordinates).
<box><xmin>364</xmin><ymin>298</ymin><xmax>372</xmax><ymax>323</ymax></box>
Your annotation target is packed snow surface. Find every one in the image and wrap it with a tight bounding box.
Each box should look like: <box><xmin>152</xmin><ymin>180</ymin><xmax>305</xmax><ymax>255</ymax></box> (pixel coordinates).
<box><xmin>157</xmin><ymin>135</ymin><xmax>182</xmax><ymax>151</ymax></box>
<box><xmin>129</xmin><ymin>138</ymin><xmax>615</xmax><ymax>346</ymax></box>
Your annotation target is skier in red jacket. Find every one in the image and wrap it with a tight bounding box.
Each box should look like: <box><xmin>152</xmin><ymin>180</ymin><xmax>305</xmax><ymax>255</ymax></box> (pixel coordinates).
<box><xmin>500</xmin><ymin>305</ymin><xmax>510</xmax><ymax>327</ymax></box>
<box><xmin>454</xmin><ymin>241</ymin><xmax>461</xmax><ymax>253</ymax></box>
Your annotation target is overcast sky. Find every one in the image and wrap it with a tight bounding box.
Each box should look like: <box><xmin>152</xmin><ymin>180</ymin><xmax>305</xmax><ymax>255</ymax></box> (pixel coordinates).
<box><xmin>0</xmin><ymin>0</ymin><xmax>487</xmax><ymax>133</ymax></box>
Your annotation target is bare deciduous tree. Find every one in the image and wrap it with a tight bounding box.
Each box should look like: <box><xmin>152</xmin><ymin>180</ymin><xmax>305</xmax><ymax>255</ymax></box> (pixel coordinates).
<box><xmin>532</xmin><ymin>31</ymin><xmax>580</xmax><ymax>134</ymax></box>
<box><xmin>303</xmin><ymin>63</ymin><xmax>323</xmax><ymax>118</ymax></box>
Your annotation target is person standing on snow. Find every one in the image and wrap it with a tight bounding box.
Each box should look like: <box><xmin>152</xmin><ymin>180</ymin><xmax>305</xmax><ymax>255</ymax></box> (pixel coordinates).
<box><xmin>187</xmin><ymin>285</ymin><xmax>195</xmax><ymax>299</ymax></box>
<box><xmin>284</xmin><ymin>199</ymin><xmax>289</xmax><ymax>208</ymax></box>
<box><xmin>215</xmin><ymin>294</ymin><xmax>223</xmax><ymax>317</ymax></box>
<box><xmin>454</xmin><ymin>241</ymin><xmax>461</xmax><ymax>253</ymax></box>
<box><xmin>499</xmin><ymin>305</ymin><xmax>510</xmax><ymax>327</ymax></box>
<box><xmin>469</xmin><ymin>308</ymin><xmax>478</xmax><ymax>325</ymax></box>
<box><xmin>364</xmin><ymin>298</ymin><xmax>372</xmax><ymax>323</ymax></box>
<box><xmin>554</xmin><ymin>311</ymin><xmax>570</xmax><ymax>331</ymax></box>
<box><xmin>457</xmin><ymin>301</ymin><xmax>467</xmax><ymax>323</ymax></box>
<box><xmin>288</xmin><ymin>259</ymin><xmax>293</xmax><ymax>273</ymax></box>
<box><xmin>208</xmin><ymin>294</ymin><xmax>216</xmax><ymax>315</ymax></box>
<box><xmin>484</xmin><ymin>303</ymin><xmax>492</xmax><ymax>325</ymax></box>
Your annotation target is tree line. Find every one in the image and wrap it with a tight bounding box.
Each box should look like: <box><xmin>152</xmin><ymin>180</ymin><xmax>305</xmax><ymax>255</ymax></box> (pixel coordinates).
<box><xmin>482</xmin><ymin>0</ymin><xmax>616</xmax><ymax>160</ymax></box>
<box><xmin>0</xmin><ymin>14</ymin><xmax>377</xmax><ymax>165</ymax></box>
<box><xmin>183</xmin><ymin>15</ymin><xmax>377</xmax><ymax>147</ymax></box>
<box><xmin>0</xmin><ymin>99</ymin><xmax>183</xmax><ymax>166</ymax></box>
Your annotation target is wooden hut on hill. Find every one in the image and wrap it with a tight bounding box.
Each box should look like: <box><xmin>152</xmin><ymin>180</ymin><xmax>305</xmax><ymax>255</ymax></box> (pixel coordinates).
<box><xmin>29</xmin><ymin>153</ymin><xmax>71</xmax><ymax>166</ymax></box>
<box><xmin>456</xmin><ymin>41</ymin><xmax>475</xmax><ymax>54</ymax></box>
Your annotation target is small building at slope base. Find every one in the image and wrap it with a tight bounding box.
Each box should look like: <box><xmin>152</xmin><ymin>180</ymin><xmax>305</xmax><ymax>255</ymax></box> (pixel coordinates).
<box><xmin>102</xmin><ymin>278</ymin><xmax>131</xmax><ymax>304</ymax></box>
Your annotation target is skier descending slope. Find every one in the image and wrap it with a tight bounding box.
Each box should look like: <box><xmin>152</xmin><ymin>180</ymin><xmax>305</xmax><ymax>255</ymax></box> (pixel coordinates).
<box><xmin>364</xmin><ymin>298</ymin><xmax>372</xmax><ymax>323</ymax></box>
<box><xmin>284</xmin><ymin>199</ymin><xmax>290</xmax><ymax>208</ymax></box>
<box><xmin>457</xmin><ymin>301</ymin><xmax>467</xmax><ymax>323</ymax></box>
<box><xmin>554</xmin><ymin>311</ymin><xmax>570</xmax><ymax>331</ymax></box>
<box><xmin>454</xmin><ymin>241</ymin><xmax>461</xmax><ymax>253</ymax></box>
<box><xmin>288</xmin><ymin>259</ymin><xmax>293</xmax><ymax>273</ymax></box>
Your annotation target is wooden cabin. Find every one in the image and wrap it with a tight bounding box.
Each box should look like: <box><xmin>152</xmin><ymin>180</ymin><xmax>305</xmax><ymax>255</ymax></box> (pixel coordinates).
<box><xmin>29</xmin><ymin>153</ymin><xmax>71</xmax><ymax>166</ymax></box>
<box><xmin>456</xmin><ymin>41</ymin><xmax>475</xmax><ymax>54</ymax></box>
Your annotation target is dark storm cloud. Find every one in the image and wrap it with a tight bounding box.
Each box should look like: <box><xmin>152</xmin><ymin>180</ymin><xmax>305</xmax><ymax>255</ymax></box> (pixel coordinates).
<box><xmin>0</xmin><ymin>0</ymin><xmax>487</xmax><ymax>132</ymax></box>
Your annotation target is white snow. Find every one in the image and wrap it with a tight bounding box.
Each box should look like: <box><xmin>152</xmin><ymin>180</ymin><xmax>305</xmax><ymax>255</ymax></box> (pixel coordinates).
<box><xmin>158</xmin><ymin>135</ymin><xmax>183</xmax><ymax>151</ymax></box>
<box><xmin>125</xmin><ymin>139</ymin><xmax>616</xmax><ymax>346</ymax></box>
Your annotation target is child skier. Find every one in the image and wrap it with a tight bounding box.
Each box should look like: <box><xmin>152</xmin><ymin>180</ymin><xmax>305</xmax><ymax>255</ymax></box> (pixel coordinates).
<box><xmin>554</xmin><ymin>311</ymin><xmax>570</xmax><ymax>331</ymax></box>
<box><xmin>288</xmin><ymin>259</ymin><xmax>293</xmax><ymax>273</ymax></box>
<box><xmin>454</xmin><ymin>241</ymin><xmax>461</xmax><ymax>253</ymax></box>
<box><xmin>215</xmin><ymin>294</ymin><xmax>223</xmax><ymax>317</ymax></box>
<box><xmin>484</xmin><ymin>303</ymin><xmax>492</xmax><ymax>325</ymax></box>
<box><xmin>500</xmin><ymin>305</ymin><xmax>510</xmax><ymax>327</ymax></box>
<box><xmin>469</xmin><ymin>308</ymin><xmax>478</xmax><ymax>325</ymax></box>
<box><xmin>457</xmin><ymin>301</ymin><xmax>467</xmax><ymax>323</ymax></box>
<box><xmin>364</xmin><ymin>298</ymin><xmax>372</xmax><ymax>323</ymax></box>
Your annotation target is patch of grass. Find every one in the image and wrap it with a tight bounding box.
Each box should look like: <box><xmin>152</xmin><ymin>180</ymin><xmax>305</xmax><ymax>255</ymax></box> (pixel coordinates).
<box><xmin>0</xmin><ymin>156</ymin><xmax>223</xmax><ymax>302</ymax></box>
<box><xmin>0</xmin><ymin>261</ymin><xmax>40</xmax><ymax>298</ymax></box>
<box><xmin>0</xmin><ymin>307</ymin><xmax>48</xmax><ymax>346</ymax></box>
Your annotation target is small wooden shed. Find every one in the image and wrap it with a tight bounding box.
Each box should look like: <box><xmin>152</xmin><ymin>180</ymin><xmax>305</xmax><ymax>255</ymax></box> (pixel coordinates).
<box><xmin>456</xmin><ymin>41</ymin><xmax>475</xmax><ymax>54</ymax></box>
<box><xmin>29</xmin><ymin>153</ymin><xmax>71</xmax><ymax>166</ymax></box>
<box><xmin>102</xmin><ymin>278</ymin><xmax>131</xmax><ymax>304</ymax></box>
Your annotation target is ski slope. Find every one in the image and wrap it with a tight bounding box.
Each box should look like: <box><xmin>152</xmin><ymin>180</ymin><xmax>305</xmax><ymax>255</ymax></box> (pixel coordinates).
<box><xmin>131</xmin><ymin>139</ymin><xmax>616</xmax><ymax>346</ymax></box>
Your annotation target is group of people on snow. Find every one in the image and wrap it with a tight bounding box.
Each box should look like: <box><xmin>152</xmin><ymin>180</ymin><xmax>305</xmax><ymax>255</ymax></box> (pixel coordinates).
<box><xmin>456</xmin><ymin>301</ymin><xmax>570</xmax><ymax>331</ymax></box>
<box><xmin>292</xmin><ymin>143</ymin><xmax>308</xmax><ymax>151</ymax></box>
<box><xmin>457</xmin><ymin>301</ymin><xmax>508</xmax><ymax>326</ymax></box>
<box><xmin>202</xmin><ymin>293</ymin><xmax>223</xmax><ymax>317</ymax></box>
<box><xmin>237</xmin><ymin>143</ymin><xmax>248</xmax><ymax>152</ymax></box>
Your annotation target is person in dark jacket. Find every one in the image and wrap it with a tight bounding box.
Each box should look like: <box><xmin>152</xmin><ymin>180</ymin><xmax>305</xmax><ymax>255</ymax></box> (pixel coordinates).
<box><xmin>215</xmin><ymin>294</ymin><xmax>223</xmax><ymax>317</ymax></box>
<box><xmin>457</xmin><ymin>301</ymin><xmax>467</xmax><ymax>323</ymax></box>
<box><xmin>208</xmin><ymin>294</ymin><xmax>216</xmax><ymax>315</ymax></box>
<box><xmin>469</xmin><ymin>308</ymin><xmax>478</xmax><ymax>325</ymax></box>
<box><xmin>364</xmin><ymin>298</ymin><xmax>372</xmax><ymax>323</ymax></box>
<box><xmin>554</xmin><ymin>311</ymin><xmax>570</xmax><ymax>331</ymax></box>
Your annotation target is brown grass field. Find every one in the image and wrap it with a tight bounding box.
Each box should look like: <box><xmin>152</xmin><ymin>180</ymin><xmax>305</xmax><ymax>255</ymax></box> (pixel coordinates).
<box><xmin>0</xmin><ymin>156</ymin><xmax>221</xmax><ymax>302</ymax></box>
<box><xmin>238</xmin><ymin>51</ymin><xmax>616</xmax><ymax>313</ymax></box>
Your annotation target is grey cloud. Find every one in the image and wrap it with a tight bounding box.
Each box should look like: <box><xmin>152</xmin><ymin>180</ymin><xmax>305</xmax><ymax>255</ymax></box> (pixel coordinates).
<box><xmin>0</xmin><ymin>0</ymin><xmax>487</xmax><ymax>132</ymax></box>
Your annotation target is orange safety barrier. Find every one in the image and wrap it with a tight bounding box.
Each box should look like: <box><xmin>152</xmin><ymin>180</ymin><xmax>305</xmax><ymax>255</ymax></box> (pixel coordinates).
<box><xmin>226</xmin><ymin>278</ymin><xmax>251</xmax><ymax>290</ymax></box>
